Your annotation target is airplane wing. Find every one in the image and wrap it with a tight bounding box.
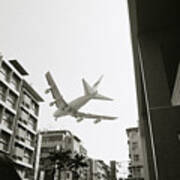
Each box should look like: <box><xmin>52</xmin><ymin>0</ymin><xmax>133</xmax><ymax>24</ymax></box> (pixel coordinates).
<box><xmin>75</xmin><ymin>111</ymin><xmax>117</xmax><ymax>121</ymax></box>
<box><xmin>45</xmin><ymin>71</ymin><xmax>68</xmax><ymax>109</ymax></box>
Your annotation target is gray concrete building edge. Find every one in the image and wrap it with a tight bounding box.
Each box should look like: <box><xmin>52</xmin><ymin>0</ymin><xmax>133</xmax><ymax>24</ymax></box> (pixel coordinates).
<box><xmin>127</xmin><ymin>1</ymin><xmax>155</xmax><ymax>180</ymax></box>
<box><xmin>127</xmin><ymin>0</ymin><xmax>180</xmax><ymax>180</ymax></box>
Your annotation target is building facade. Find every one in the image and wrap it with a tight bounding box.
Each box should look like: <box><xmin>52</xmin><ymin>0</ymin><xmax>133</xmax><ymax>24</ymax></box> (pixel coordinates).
<box><xmin>88</xmin><ymin>159</ymin><xmax>110</xmax><ymax>180</ymax></box>
<box><xmin>126</xmin><ymin>127</ymin><xmax>144</xmax><ymax>179</ymax></box>
<box><xmin>0</xmin><ymin>55</ymin><xmax>43</xmax><ymax>179</ymax></box>
<box><xmin>128</xmin><ymin>0</ymin><xmax>180</xmax><ymax>179</ymax></box>
<box><xmin>39</xmin><ymin>130</ymin><xmax>88</xmax><ymax>180</ymax></box>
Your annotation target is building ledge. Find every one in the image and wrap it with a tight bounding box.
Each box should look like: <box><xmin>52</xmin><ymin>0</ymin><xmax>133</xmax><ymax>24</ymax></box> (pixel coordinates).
<box><xmin>0</xmin><ymin>100</ymin><xmax>17</xmax><ymax>115</ymax></box>
<box><xmin>9</xmin><ymin>60</ymin><xmax>29</xmax><ymax>76</ymax></box>
<box><xmin>14</xmin><ymin>159</ymin><xmax>33</xmax><ymax>169</ymax></box>
<box><xmin>0</xmin><ymin>125</ymin><xmax>13</xmax><ymax>135</ymax></box>
<box><xmin>0</xmin><ymin>78</ymin><xmax>20</xmax><ymax>97</ymax></box>
<box><xmin>20</xmin><ymin>104</ymin><xmax>38</xmax><ymax>121</ymax></box>
<box><xmin>15</xmin><ymin>139</ymin><xmax>34</xmax><ymax>151</ymax></box>
<box><xmin>17</xmin><ymin>121</ymin><xmax>36</xmax><ymax>135</ymax></box>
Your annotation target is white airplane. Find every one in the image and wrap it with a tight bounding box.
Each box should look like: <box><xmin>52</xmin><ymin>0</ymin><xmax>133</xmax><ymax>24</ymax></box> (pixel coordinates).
<box><xmin>45</xmin><ymin>71</ymin><xmax>117</xmax><ymax>124</ymax></box>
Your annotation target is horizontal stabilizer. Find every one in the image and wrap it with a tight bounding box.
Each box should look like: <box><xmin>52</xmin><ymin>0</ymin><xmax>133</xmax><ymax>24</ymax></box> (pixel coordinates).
<box><xmin>93</xmin><ymin>93</ymin><xmax>113</xmax><ymax>101</ymax></box>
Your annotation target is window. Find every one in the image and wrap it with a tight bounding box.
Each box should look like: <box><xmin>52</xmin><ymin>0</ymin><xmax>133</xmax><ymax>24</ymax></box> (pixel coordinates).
<box><xmin>130</xmin><ymin>131</ymin><xmax>137</xmax><ymax>139</ymax></box>
<box><xmin>2</xmin><ymin>110</ymin><xmax>14</xmax><ymax>129</ymax></box>
<box><xmin>41</xmin><ymin>147</ymin><xmax>56</xmax><ymax>153</ymax></box>
<box><xmin>0</xmin><ymin>132</ymin><xmax>10</xmax><ymax>151</ymax></box>
<box><xmin>28</xmin><ymin>116</ymin><xmax>36</xmax><ymax>130</ymax></box>
<box><xmin>0</xmin><ymin>82</ymin><xmax>7</xmax><ymax>101</ymax></box>
<box><xmin>50</xmin><ymin>135</ymin><xmax>62</xmax><ymax>141</ymax></box>
<box><xmin>24</xmin><ymin>169</ymin><xmax>32</xmax><ymax>179</ymax></box>
<box><xmin>24</xmin><ymin>150</ymin><xmax>32</xmax><ymax>164</ymax></box>
<box><xmin>16</xmin><ymin>126</ymin><xmax>26</xmax><ymax>142</ymax></box>
<box><xmin>19</xmin><ymin>109</ymin><xmax>29</xmax><ymax>124</ymax></box>
<box><xmin>0</xmin><ymin>62</ymin><xmax>11</xmax><ymax>82</ymax></box>
<box><xmin>132</xmin><ymin>142</ymin><xmax>138</xmax><ymax>150</ymax></box>
<box><xmin>14</xmin><ymin>145</ymin><xmax>24</xmax><ymax>160</ymax></box>
<box><xmin>66</xmin><ymin>172</ymin><xmax>70</xmax><ymax>179</ymax></box>
<box><xmin>7</xmin><ymin>91</ymin><xmax>17</xmax><ymax>109</ymax></box>
<box><xmin>22</xmin><ymin>93</ymin><xmax>31</xmax><ymax>109</ymax></box>
<box><xmin>134</xmin><ymin>167</ymin><xmax>141</xmax><ymax>177</ymax></box>
<box><xmin>26</xmin><ymin>132</ymin><xmax>34</xmax><ymax>146</ymax></box>
<box><xmin>11</xmin><ymin>74</ymin><xmax>20</xmax><ymax>91</ymax></box>
<box><xmin>134</xmin><ymin>154</ymin><xmax>139</xmax><ymax>161</ymax></box>
<box><xmin>31</xmin><ymin>101</ymin><xmax>39</xmax><ymax>115</ymax></box>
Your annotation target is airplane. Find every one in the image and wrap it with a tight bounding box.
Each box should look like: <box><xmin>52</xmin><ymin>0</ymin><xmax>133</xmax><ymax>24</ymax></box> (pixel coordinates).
<box><xmin>45</xmin><ymin>71</ymin><xmax>117</xmax><ymax>124</ymax></box>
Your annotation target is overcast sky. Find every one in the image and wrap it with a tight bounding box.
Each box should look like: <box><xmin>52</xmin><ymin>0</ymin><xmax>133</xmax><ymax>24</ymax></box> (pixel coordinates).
<box><xmin>0</xmin><ymin>0</ymin><xmax>138</xmax><ymax>166</ymax></box>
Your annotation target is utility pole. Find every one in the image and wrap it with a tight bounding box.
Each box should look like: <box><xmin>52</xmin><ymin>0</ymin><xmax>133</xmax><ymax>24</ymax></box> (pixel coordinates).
<box><xmin>110</xmin><ymin>161</ymin><xmax>117</xmax><ymax>180</ymax></box>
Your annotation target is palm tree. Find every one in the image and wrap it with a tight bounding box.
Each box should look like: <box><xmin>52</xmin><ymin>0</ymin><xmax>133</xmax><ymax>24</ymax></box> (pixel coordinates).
<box><xmin>68</xmin><ymin>154</ymin><xmax>88</xmax><ymax>180</ymax></box>
<box><xmin>46</xmin><ymin>147</ymin><xmax>88</xmax><ymax>180</ymax></box>
<box><xmin>46</xmin><ymin>147</ymin><xmax>72</xmax><ymax>180</ymax></box>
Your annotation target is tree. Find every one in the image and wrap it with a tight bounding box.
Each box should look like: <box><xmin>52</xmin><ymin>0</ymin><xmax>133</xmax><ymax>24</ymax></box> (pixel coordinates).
<box><xmin>46</xmin><ymin>147</ymin><xmax>72</xmax><ymax>180</ymax></box>
<box><xmin>46</xmin><ymin>148</ymin><xmax>88</xmax><ymax>180</ymax></box>
<box><xmin>68</xmin><ymin>154</ymin><xmax>88</xmax><ymax>180</ymax></box>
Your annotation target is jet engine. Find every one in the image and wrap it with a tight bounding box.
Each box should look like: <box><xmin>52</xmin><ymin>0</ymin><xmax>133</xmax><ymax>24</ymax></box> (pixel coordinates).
<box><xmin>94</xmin><ymin>119</ymin><xmax>101</xmax><ymax>124</ymax></box>
<box><xmin>49</xmin><ymin>101</ymin><xmax>56</xmax><ymax>107</ymax></box>
<box><xmin>76</xmin><ymin>117</ymin><xmax>83</xmax><ymax>122</ymax></box>
<box><xmin>45</xmin><ymin>88</ymin><xmax>52</xmax><ymax>94</ymax></box>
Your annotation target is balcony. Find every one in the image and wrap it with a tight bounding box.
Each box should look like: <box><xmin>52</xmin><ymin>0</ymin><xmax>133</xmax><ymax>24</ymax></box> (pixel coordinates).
<box><xmin>0</xmin><ymin>141</ymin><xmax>8</xmax><ymax>152</ymax></box>
<box><xmin>21</xmin><ymin>104</ymin><xmax>38</xmax><ymax>121</ymax></box>
<box><xmin>0</xmin><ymin>133</ymin><xmax>10</xmax><ymax>153</ymax></box>
<box><xmin>13</xmin><ymin>145</ymin><xmax>33</xmax><ymax>169</ymax></box>
<box><xmin>23</xmin><ymin>156</ymin><xmax>31</xmax><ymax>165</ymax></box>
<box><xmin>0</xmin><ymin>125</ymin><xmax>13</xmax><ymax>135</ymax></box>
<box><xmin>13</xmin><ymin>158</ymin><xmax>33</xmax><ymax>169</ymax></box>
<box><xmin>0</xmin><ymin>93</ymin><xmax>6</xmax><ymax>102</ymax></box>
<box><xmin>0</xmin><ymin>70</ymin><xmax>10</xmax><ymax>83</ymax></box>
<box><xmin>15</xmin><ymin>137</ymin><xmax>34</xmax><ymax>151</ymax></box>
<box><xmin>6</xmin><ymin>91</ymin><xmax>18</xmax><ymax>110</ymax></box>
<box><xmin>2</xmin><ymin>117</ymin><xmax>13</xmax><ymax>129</ymax></box>
<box><xmin>17</xmin><ymin>120</ymin><xmax>36</xmax><ymax>135</ymax></box>
<box><xmin>10</xmin><ymin>73</ymin><xmax>21</xmax><ymax>92</ymax></box>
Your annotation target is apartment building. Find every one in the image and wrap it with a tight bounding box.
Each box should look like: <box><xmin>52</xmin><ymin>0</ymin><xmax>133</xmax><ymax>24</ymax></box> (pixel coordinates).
<box><xmin>126</xmin><ymin>127</ymin><xmax>144</xmax><ymax>180</ymax></box>
<box><xmin>39</xmin><ymin>130</ymin><xmax>88</xmax><ymax>180</ymax></box>
<box><xmin>88</xmin><ymin>159</ymin><xmax>110</xmax><ymax>180</ymax></box>
<box><xmin>0</xmin><ymin>55</ymin><xmax>43</xmax><ymax>179</ymax></box>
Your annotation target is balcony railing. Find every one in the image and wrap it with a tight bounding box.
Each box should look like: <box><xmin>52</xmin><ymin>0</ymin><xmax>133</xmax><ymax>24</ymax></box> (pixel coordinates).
<box><xmin>2</xmin><ymin>119</ymin><xmax>13</xmax><ymax>130</ymax></box>
<box><xmin>0</xmin><ymin>141</ymin><xmax>8</xmax><ymax>152</ymax></box>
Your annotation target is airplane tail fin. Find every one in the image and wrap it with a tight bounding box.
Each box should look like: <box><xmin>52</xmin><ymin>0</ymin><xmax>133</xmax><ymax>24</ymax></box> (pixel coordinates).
<box><xmin>93</xmin><ymin>75</ymin><xmax>103</xmax><ymax>90</ymax></box>
<box><xmin>82</xmin><ymin>76</ymin><xmax>113</xmax><ymax>101</ymax></box>
<box><xmin>82</xmin><ymin>79</ymin><xmax>94</xmax><ymax>95</ymax></box>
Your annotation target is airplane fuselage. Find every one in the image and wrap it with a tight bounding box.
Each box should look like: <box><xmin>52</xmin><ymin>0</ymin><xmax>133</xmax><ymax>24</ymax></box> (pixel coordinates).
<box><xmin>53</xmin><ymin>94</ymin><xmax>94</xmax><ymax>118</ymax></box>
<box><xmin>46</xmin><ymin>71</ymin><xmax>116</xmax><ymax>122</ymax></box>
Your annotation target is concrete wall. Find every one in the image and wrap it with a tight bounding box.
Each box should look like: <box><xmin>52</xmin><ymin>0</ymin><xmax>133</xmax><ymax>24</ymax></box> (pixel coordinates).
<box><xmin>127</xmin><ymin>0</ymin><xmax>180</xmax><ymax>179</ymax></box>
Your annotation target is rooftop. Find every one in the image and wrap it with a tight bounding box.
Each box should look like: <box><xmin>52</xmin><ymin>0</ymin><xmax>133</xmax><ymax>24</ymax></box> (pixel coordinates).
<box><xmin>40</xmin><ymin>129</ymin><xmax>81</xmax><ymax>142</ymax></box>
<box><xmin>9</xmin><ymin>60</ymin><xmax>29</xmax><ymax>76</ymax></box>
<box><xmin>126</xmin><ymin>127</ymin><xmax>138</xmax><ymax>133</ymax></box>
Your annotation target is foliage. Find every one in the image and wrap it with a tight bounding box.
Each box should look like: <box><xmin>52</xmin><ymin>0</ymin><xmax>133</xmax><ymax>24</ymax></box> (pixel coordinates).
<box><xmin>47</xmin><ymin>147</ymin><xmax>72</xmax><ymax>171</ymax></box>
<box><xmin>46</xmin><ymin>147</ymin><xmax>88</xmax><ymax>180</ymax></box>
<box><xmin>68</xmin><ymin>154</ymin><xmax>88</xmax><ymax>179</ymax></box>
